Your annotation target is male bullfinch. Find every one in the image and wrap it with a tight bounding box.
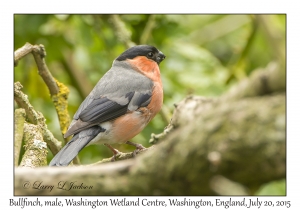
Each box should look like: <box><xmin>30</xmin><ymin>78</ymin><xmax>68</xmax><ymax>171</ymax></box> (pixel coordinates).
<box><xmin>49</xmin><ymin>45</ymin><xmax>165</xmax><ymax>166</ymax></box>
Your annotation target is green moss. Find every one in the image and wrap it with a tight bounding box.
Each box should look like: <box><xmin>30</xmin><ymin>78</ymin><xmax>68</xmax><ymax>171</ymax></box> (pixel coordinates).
<box><xmin>52</xmin><ymin>79</ymin><xmax>70</xmax><ymax>135</ymax></box>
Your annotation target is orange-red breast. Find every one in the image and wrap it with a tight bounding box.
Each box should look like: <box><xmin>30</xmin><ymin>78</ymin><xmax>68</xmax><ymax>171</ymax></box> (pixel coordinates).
<box><xmin>50</xmin><ymin>45</ymin><xmax>165</xmax><ymax>166</ymax></box>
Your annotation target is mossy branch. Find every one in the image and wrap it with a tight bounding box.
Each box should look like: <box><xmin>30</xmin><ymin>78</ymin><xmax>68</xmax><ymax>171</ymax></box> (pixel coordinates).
<box><xmin>223</xmin><ymin>62</ymin><xmax>285</xmax><ymax>101</ymax></box>
<box><xmin>14</xmin><ymin>92</ymin><xmax>285</xmax><ymax>195</ymax></box>
<box><xmin>19</xmin><ymin>123</ymin><xmax>48</xmax><ymax>168</ymax></box>
<box><xmin>14</xmin><ymin>82</ymin><xmax>62</xmax><ymax>155</ymax></box>
<box><xmin>151</xmin><ymin>62</ymin><xmax>285</xmax><ymax>146</ymax></box>
<box><xmin>14</xmin><ymin>43</ymin><xmax>71</xmax><ymax>139</ymax></box>
<box><xmin>14</xmin><ymin>108</ymin><xmax>26</xmax><ymax>166</ymax></box>
<box><xmin>14</xmin><ymin>43</ymin><xmax>81</xmax><ymax>164</ymax></box>
<box><xmin>14</xmin><ymin>43</ymin><xmax>59</xmax><ymax>95</ymax></box>
<box><xmin>88</xmin><ymin>146</ymin><xmax>154</xmax><ymax>166</ymax></box>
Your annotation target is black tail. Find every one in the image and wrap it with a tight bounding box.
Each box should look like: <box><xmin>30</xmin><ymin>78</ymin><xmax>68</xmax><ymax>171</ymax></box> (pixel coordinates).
<box><xmin>49</xmin><ymin>126</ymin><xmax>104</xmax><ymax>166</ymax></box>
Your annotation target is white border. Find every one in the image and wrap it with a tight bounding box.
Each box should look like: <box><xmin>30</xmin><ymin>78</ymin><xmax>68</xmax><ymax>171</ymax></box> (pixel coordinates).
<box><xmin>2</xmin><ymin>0</ymin><xmax>300</xmax><ymax>209</ymax></box>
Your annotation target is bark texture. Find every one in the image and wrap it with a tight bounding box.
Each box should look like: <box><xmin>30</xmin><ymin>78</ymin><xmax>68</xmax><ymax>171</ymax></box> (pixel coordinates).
<box><xmin>19</xmin><ymin>123</ymin><xmax>48</xmax><ymax>168</ymax></box>
<box><xmin>14</xmin><ymin>109</ymin><xmax>26</xmax><ymax>166</ymax></box>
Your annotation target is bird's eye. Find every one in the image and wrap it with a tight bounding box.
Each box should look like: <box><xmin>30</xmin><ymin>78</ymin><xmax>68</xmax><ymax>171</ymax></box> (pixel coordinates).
<box><xmin>147</xmin><ymin>52</ymin><xmax>154</xmax><ymax>58</ymax></box>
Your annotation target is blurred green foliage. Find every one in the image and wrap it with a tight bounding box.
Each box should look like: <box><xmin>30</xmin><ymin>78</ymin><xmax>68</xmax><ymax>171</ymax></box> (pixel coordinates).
<box><xmin>14</xmin><ymin>14</ymin><xmax>285</xmax><ymax>194</ymax></box>
<box><xmin>255</xmin><ymin>179</ymin><xmax>286</xmax><ymax>195</ymax></box>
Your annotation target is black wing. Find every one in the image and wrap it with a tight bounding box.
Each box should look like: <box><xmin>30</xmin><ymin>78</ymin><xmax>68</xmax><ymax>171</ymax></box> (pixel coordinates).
<box><xmin>64</xmin><ymin>91</ymin><xmax>152</xmax><ymax>137</ymax></box>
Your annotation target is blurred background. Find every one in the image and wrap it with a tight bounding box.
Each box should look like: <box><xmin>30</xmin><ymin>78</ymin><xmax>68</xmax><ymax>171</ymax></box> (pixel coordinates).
<box><xmin>14</xmin><ymin>14</ymin><xmax>286</xmax><ymax>194</ymax></box>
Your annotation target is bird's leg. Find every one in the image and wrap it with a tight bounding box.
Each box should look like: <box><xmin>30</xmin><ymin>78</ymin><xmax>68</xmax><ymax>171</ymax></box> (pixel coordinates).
<box><xmin>104</xmin><ymin>143</ymin><xmax>121</xmax><ymax>162</ymax></box>
<box><xmin>125</xmin><ymin>141</ymin><xmax>146</xmax><ymax>157</ymax></box>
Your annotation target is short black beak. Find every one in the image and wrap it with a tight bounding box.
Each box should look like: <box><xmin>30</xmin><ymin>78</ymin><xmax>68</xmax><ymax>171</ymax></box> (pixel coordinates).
<box><xmin>156</xmin><ymin>51</ymin><xmax>166</xmax><ymax>65</ymax></box>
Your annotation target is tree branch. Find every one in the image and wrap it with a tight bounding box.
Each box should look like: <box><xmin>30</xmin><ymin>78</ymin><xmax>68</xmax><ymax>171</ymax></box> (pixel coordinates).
<box><xmin>14</xmin><ymin>43</ymin><xmax>71</xmax><ymax>139</ymax></box>
<box><xmin>19</xmin><ymin>123</ymin><xmax>48</xmax><ymax>168</ymax></box>
<box><xmin>226</xmin><ymin>15</ymin><xmax>259</xmax><ymax>82</ymax></box>
<box><xmin>109</xmin><ymin>15</ymin><xmax>135</xmax><ymax>48</ymax></box>
<box><xmin>62</xmin><ymin>50</ymin><xmax>93</xmax><ymax>98</ymax></box>
<box><xmin>149</xmin><ymin>124</ymin><xmax>173</xmax><ymax>144</ymax></box>
<box><xmin>210</xmin><ymin>175</ymin><xmax>249</xmax><ymax>195</ymax></box>
<box><xmin>14</xmin><ymin>108</ymin><xmax>26</xmax><ymax>166</ymax></box>
<box><xmin>89</xmin><ymin>146</ymin><xmax>153</xmax><ymax>166</ymax></box>
<box><xmin>14</xmin><ymin>82</ymin><xmax>40</xmax><ymax>125</ymax></box>
<box><xmin>14</xmin><ymin>91</ymin><xmax>285</xmax><ymax>195</ymax></box>
<box><xmin>156</xmin><ymin>62</ymin><xmax>285</xmax><ymax>143</ymax></box>
<box><xmin>51</xmin><ymin>79</ymin><xmax>71</xmax><ymax>136</ymax></box>
<box><xmin>14</xmin><ymin>82</ymin><xmax>62</xmax><ymax>155</ymax></box>
<box><xmin>255</xmin><ymin>15</ymin><xmax>285</xmax><ymax>65</ymax></box>
<box><xmin>223</xmin><ymin>62</ymin><xmax>285</xmax><ymax>101</ymax></box>
<box><xmin>140</xmin><ymin>15</ymin><xmax>156</xmax><ymax>44</ymax></box>
<box><xmin>14</xmin><ymin>43</ymin><xmax>59</xmax><ymax>95</ymax></box>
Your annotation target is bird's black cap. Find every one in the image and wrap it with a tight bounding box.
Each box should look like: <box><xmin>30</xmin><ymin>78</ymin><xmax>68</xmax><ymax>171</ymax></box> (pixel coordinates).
<box><xmin>116</xmin><ymin>45</ymin><xmax>165</xmax><ymax>64</ymax></box>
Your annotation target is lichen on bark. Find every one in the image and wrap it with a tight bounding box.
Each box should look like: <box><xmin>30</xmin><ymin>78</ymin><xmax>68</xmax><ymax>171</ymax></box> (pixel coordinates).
<box><xmin>19</xmin><ymin>123</ymin><xmax>48</xmax><ymax>168</ymax></box>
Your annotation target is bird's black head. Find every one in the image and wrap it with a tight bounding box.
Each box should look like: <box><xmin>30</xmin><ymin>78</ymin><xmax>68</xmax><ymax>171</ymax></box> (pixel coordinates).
<box><xmin>116</xmin><ymin>45</ymin><xmax>166</xmax><ymax>65</ymax></box>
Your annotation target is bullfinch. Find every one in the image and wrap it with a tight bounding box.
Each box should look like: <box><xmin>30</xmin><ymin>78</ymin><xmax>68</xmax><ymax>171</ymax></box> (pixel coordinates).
<box><xmin>49</xmin><ymin>45</ymin><xmax>165</xmax><ymax>166</ymax></box>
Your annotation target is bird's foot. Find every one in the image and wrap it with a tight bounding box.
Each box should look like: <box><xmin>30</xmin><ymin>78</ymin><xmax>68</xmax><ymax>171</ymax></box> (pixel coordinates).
<box><xmin>125</xmin><ymin>141</ymin><xmax>146</xmax><ymax>157</ymax></box>
<box><xmin>104</xmin><ymin>143</ymin><xmax>121</xmax><ymax>162</ymax></box>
